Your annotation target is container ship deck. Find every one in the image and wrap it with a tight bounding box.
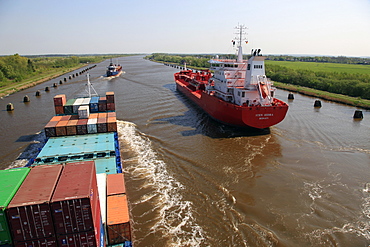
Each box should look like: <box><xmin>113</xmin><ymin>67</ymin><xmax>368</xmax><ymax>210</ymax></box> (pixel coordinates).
<box><xmin>0</xmin><ymin>91</ymin><xmax>132</xmax><ymax>247</ymax></box>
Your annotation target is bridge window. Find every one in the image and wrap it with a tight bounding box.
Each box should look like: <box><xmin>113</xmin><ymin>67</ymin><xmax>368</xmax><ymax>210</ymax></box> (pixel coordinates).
<box><xmin>254</xmin><ymin>65</ymin><xmax>263</xmax><ymax>69</ymax></box>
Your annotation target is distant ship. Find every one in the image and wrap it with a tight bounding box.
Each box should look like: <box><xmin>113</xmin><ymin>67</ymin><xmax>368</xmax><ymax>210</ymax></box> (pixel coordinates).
<box><xmin>106</xmin><ymin>59</ymin><xmax>123</xmax><ymax>77</ymax></box>
<box><xmin>174</xmin><ymin>25</ymin><xmax>288</xmax><ymax>129</ymax></box>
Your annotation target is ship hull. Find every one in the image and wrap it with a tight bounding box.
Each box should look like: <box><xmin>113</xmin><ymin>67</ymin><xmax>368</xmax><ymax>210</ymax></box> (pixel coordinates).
<box><xmin>175</xmin><ymin>78</ymin><xmax>288</xmax><ymax>129</ymax></box>
<box><xmin>106</xmin><ymin>67</ymin><xmax>123</xmax><ymax>77</ymax></box>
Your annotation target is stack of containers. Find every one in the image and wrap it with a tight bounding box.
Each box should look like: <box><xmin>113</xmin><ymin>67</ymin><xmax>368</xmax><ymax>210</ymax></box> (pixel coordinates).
<box><xmin>50</xmin><ymin>161</ymin><xmax>103</xmax><ymax>247</ymax></box>
<box><xmin>106</xmin><ymin>173</ymin><xmax>131</xmax><ymax>245</ymax></box>
<box><xmin>6</xmin><ymin>165</ymin><xmax>63</xmax><ymax>246</ymax></box>
<box><xmin>106</xmin><ymin>92</ymin><xmax>115</xmax><ymax>111</ymax></box>
<box><xmin>0</xmin><ymin>168</ymin><xmax>30</xmax><ymax>246</ymax></box>
<box><xmin>89</xmin><ymin>97</ymin><xmax>100</xmax><ymax>113</ymax></box>
<box><xmin>53</xmin><ymin>94</ymin><xmax>66</xmax><ymax>115</ymax></box>
<box><xmin>64</xmin><ymin>99</ymin><xmax>76</xmax><ymax>115</ymax></box>
<box><xmin>98</xmin><ymin>97</ymin><xmax>107</xmax><ymax>112</ymax></box>
<box><xmin>88</xmin><ymin>113</ymin><xmax>98</xmax><ymax>134</ymax></box>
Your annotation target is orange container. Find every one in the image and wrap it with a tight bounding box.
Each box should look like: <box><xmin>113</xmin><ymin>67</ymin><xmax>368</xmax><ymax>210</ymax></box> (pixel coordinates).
<box><xmin>107</xmin><ymin>112</ymin><xmax>116</xmax><ymax>118</ymax></box>
<box><xmin>60</xmin><ymin>115</ymin><xmax>71</xmax><ymax>121</ymax></box>
<box><xmin>66</xmin><ymin>120</ymin><xmax>78</xmax><ymax>136</ymax></box>
<box><xmin>89</xmin><ymin>113</ymin><xmax>99</xmax><ymax>119</ymax></box>
<box><xmin>50</xmin><ymin>115</ymin><xmax>63</xmax><ymax>122</ymax></box>
<box><xmin>107</xmin><ymin>118</ymin><xmax>117</xmax><ymax>132</ymax></box>
<box><xmin>55</xmin><ymin>121</ymin><xmax>68</xmax><ymax>136</ymax></box>
<box><xmin>98</xmin><ymin>112</ymin><xmax>107</xmax><ymax>119</ymax></box>
<box><xmin>107</xmin><ymin>173</ymin><xmax>126</xmax><ymax>196</ymax></box>
<box><xmin>107</xmin><ymin>194</ymin><xmax>131</xmax><ymax>244</ymax></box>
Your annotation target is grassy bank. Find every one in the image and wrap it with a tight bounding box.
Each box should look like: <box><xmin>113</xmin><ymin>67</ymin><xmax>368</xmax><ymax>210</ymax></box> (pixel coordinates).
<box><xmin>0</xmin><ymin>64</ymin><xmax>87</xmax><ymax>98</ymax></box>
<box><xmin>274</xmin><ymin>81</ymin><xmax>370</xmax><ymax>109</ymax></box>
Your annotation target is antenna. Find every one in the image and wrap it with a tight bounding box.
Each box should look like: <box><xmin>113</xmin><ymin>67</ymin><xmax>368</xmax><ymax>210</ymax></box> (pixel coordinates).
<box><xmin>86</xmin><ymin>73</ymin><xmax>98</xmax><ymax>97</ymax></box>
<box><xmin>234</xmin><ymin>24</ymin><xmax>248</xmax><ymax>62</ymax></box>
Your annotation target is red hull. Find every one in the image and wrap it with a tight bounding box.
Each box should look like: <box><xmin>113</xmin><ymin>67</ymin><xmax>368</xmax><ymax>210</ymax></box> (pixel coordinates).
<box><xmin>175</xmin><ymin>78</ymin><xmax>288</xmax><ymax>129</ymax></box>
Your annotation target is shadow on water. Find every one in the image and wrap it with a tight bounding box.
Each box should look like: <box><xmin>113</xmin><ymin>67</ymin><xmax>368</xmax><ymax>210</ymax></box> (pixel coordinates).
<box><xmin>157</xmin><ymin>84</ymin><xmax>271</xmax><ymax>138</ymax></box>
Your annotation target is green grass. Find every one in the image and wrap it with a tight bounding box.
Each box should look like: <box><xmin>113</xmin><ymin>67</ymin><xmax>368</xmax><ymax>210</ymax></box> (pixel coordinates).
<box><xmin>266</xmin><ymin>60</ymin><xmax>370</xmax><ymax>75</ymax></box>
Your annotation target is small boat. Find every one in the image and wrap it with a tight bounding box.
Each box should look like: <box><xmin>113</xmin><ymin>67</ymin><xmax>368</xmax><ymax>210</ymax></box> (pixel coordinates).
<box><xmin>174</xmin><ymin>25</ymin><xmax>289</xmax><ymax>129</ymax></box>
<box><xmin>106</xmin><ymin>59</ymin><xmax>123</xmax><ymax>77</ymax></box>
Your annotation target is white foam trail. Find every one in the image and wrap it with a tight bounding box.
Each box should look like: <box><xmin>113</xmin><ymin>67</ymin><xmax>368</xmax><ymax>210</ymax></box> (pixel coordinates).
<box><xmin>117</xmin><ymin>120</ymin><xmax>206</xmax><ymax>246</ymax></box>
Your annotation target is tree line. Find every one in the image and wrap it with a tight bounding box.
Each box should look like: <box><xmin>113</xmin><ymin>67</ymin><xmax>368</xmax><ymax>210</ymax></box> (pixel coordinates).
<box><xmin>0</xmin><ymin>54</ymin><xmax>113</xmax><ymax>85</ymax></box>
<box><xmin>146</xmin><ymin>53</ymin><xmax>370</xmax><ymax>100</ymax></box>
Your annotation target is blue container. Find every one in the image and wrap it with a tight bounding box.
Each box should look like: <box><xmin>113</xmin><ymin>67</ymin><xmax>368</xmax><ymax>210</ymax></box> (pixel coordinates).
<box><xmin>94</xmin><ymin>157</ymin><xmax>117</xmax><ymax>175</ymax></box>
<box><xmin>34</xmin><ymin>133</ymin><xmax>116</xmax><ymax>165</ymax></box>
<box><xmin>90</xmin><ymin>97</ymin><xmax>99</xmax><ymax>113</ymax></box>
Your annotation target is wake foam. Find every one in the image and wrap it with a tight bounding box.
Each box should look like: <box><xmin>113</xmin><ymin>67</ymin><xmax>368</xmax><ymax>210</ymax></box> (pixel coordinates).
<box><xmin>117</xmin><ymin>120</ymin><xmax>206</xmax><ymax>246</ymax></box>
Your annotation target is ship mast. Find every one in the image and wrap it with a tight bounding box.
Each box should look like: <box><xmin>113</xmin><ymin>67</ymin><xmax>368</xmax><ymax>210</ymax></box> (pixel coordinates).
<box><xmin>235</xmin><ymin>24</ymin><xmax>247</xmax><ymax>62</ymax></box>
<box><xmin>86</xmin><ymin>73</ymin><xmax>98</xmax><ymax>97</ymax></box>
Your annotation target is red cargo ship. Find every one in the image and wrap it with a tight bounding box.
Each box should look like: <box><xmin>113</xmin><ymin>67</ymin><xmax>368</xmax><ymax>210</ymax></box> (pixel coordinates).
<box><xmin>174</xmin><ymin>25</ymin><xmax>288</xmax><ymax>129</ymax></box>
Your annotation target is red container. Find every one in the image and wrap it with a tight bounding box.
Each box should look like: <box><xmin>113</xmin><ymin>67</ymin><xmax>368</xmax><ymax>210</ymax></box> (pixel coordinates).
<box><xmin>51</xmin><ymin>162</ymin><xmax>100</xmax><ymax>235</ymax></box>
<box><xmin>98</xmin><ymin>97</ymin><xmax>107</xmax><ymax>112</ymax></box>
<box><xmin>106</xmin><ymin>92</ymin><xmax>115</xmax><ymax>103</ymax></box>
<box><xmin>54</xmin><ymin>105</ymin><xmax>65</xmax><ymax>115</ymax></box>
<box><xmin>66</xmin><ymin>120</ymin><xmax>78</xmax><ymax>136</ymax></box>
<box><xmin>14</xmin><ymin>237</ymin><xmax>57</xmax><ymax>247</ymax></box>
<box><xmin>106</xmin><ymin>103</ymin><xmax>115</xmax><ymax>111</ymax></box>
<box><xmin>60</xmin><ymin>115</ymin><xmax>71</xmax><ymax>121</ymax></box>
<box><xmin>77</xmin><ymin>119</ymin><xmax>88</xmax><ymax>135</ymax></box>
<box><xmin>45</xmin><ymin>120</ymin><xmax>58</xmax><ymax>138</ymax></box>
<box><xmin>56</xmin><ymin>120</ymin><xmax>68</xmax><ymax>136</ymax></box>
<box><xmin>107</xmin><ymin>194</ymin><xmax>131</xmax><ymax>244</ymax></box>
<box><xmin>97</xmin><ymin>118</ymin><xmax>107</xmax><ymax>133</ymax></box>
<box><xmin>107</xmin><ymin>173</ymin><xmax>126</xmax><ymax>196</ymax></box>
<box><xmin>54</xmin><ymin>94</ymin><xmax>67</xmax><ymax>106</ymax></box>
<box><xmin>7</xmin><ymin>165</ymin><xmax>63</xmax><ymax>243</ymax></box>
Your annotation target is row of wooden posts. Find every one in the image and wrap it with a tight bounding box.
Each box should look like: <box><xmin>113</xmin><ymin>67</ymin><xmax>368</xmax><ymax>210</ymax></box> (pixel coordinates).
<box><xmin>6</xmin><ymin>65</ymin><xmax>97</xmax><ymax>111</ymax></box>
<box><xmin>288</xmin><ymin>93</ymin><xmax>364</xmax><ymax>119</ymax></box>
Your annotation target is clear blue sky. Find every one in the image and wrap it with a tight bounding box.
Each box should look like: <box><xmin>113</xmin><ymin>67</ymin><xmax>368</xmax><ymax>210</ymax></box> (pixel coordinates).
<box><xmin>1</xmin><ymin>0</ymin><xmax>369</xmax><ymax>57</ymax></box>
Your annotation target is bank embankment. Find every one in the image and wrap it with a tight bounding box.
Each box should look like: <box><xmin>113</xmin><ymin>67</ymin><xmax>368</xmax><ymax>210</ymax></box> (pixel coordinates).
<box><xmin>0</xmin><ymin>64</ymin><xmax>88</xmax><ymax>98</ymax></box>
<box><xmin>274</xmin><ymin>81</ymin><xmax>370</xmax><ymax>110</ymax></box>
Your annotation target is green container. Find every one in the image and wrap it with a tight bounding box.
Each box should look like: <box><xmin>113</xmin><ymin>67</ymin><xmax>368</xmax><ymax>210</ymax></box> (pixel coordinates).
<box><xmin>0</xmin><ymin>168</ymin><xmax>30</xmax><ymax>245</ymax></box>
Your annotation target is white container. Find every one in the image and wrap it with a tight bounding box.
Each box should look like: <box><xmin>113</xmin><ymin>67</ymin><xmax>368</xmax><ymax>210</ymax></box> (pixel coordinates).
<box><xmin>87</xmin><ymin>118</ymin><xmax>97</xmax><ymax>133</ymax></box>
<box><xmin>82</xmin><ymin>98</ymin><xmax>91</xmax><ymax>106</ymax></box>
<box><xmin>78</xmin><ymin>105</ymin><xmax>90</xmax><ymax>119</ymax></box>
<box><xmin>96</xmin><ymin>173</ymin><xmax>107</xmax><ymax>225</ymax></box>
<box><xmin>73</xmin><ymin>98</ymin><xmax>84</xmax><ymax>113</ymax></box>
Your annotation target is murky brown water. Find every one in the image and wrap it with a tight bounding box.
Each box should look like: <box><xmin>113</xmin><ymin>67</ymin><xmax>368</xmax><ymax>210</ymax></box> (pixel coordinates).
<box><xmin>1</xmin><ymin>56</ymin><xmax>370</xmax><ymax>246</ymax></box>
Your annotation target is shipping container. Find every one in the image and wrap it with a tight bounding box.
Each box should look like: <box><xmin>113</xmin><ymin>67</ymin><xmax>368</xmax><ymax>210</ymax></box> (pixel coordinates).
<box><xmin>0</xmin><ymin>168</ymin><xmax>30</xmax><ymax>246</ymax></box>
<box><xmin>34</xmin><ymin>133</ymin><xmax>116</xmax><ymax>165</ymax></box>
<box><xmin>7</xmin><ymin>165</ymin><xmax>63</xmax><ymax>243</ymax></box>
<box><xmin>106</xmin><ymin>103</ymin><xmax>115</xmax><ymax>111</ymax></box>
<box><xmin>90</xmin><ymin>113</ymin><xmax>99</xmax><ymax>119</ymax></box>
<box><xmin>51</xmin><ymin>162</ymin><xmax>100</xmax><ymax>235</ymax></box>
<box><xmin>98</xmin><ymin>97</ymin><xmax>107</xmax><ymax>112</ymax></box>
<box><xmin>54</xmin><ymin>105</ymin><xmax>65</xmax><ymax>115</ymax></box>
<box><xmin>107</xmin><ymin>112</ymin><xmax>116</xmax><ymax>118</ymax></box>
<box><xmin>78</xmin><ymin>105</ymin><xmax>90</xmax><ymax>119</ymax></box>
<box><xmin>14</xmin><ymin>237</ymin><xmax>57</xmax><ymax>247</ymax></box>
<box><xmin>95</xmin><ymin>157</ymin><xmax>117</xmax><ymax>175</ymax></box>
<box><xmin>97</xmin><ymin>118</ymin><xmax>107</xmax><ymax>133</ymax></box>
<box><xmin>66</xmin><ymin>120</ymin><xmax>78</xmax><ymax>136</ymax></box>
<box><xmin>44</xmin><ymin>121</ymin><xmax>58</xmax><ymax>138</ymax></box>
<box><xmin>53</xmin><ymin>94</ymin><xmax>66</xmax><ymax>106</ymax></box>
<box><xmin>82</xmin><ymin>97</ymin><xmax>91</xmax><ymax>106</ymax></box>
<box><xmin>73</xmin><ymin>98</ymin><xmax>85</xmax><ymax>113</ymax></box>
<box><xmin>50</xmin><ymin>115</ymin><xmax>63</xmax><ymax>122</ymax></box>
<box><xmin>107</xmin><ymin>173</ymin><xmax>126</xmax><ymax>196</ymax></box>
<box><xmin>96</xmin><ymin>173</ymin><xmax>107</xmax><ymax>225</ymax></box>
<box><xmin>64</xmin><ymin>99</ymin><xmax>76</xmax><ymax>115</ymax></box>
<box><xmin>87</xmin><ymin>118</ymin><xmax>98</xmax><ymax>134</ymax></box>
<box><xmin>107</xmin><ymin>117</ymin><xmax>117</xmax><ymax>132</ymax></box>
<box><xmin>57</xmin><ymin>230</ymin><xmax>97</xmax><ymax>247</ymax></box>
<box><xmin>90</xmin><ymin>97</ymin><xmax>99</xmax><ymax>113</ymax></box>
<box><xmin>107</xmin><ymin>194</ymin><xmax>131</xmax><ymax>244</ymax></box>
<box><xmin>60</xmin><ymin>115</ymin><xmax>71</xmax><ymax>121</ymax></box>
<box><xmin>77</xmin><ymin>119</ymin><xmax>88</xmax><ymax>135</ymax></box>
<box><xmin>106</xmin><ymin>92</ymin><xmax>115</xmax><ymax>103</ymax></box>
<box><xmin>55</xmin><ymin>120</ymin><xmax>68</xmax><ymax>136</ymax></box>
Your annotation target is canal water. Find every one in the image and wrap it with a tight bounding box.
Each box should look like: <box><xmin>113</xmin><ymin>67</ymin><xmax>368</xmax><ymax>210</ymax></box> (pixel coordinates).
<box><xmin>0</xmin><ymin>55</ymin><xmax>370</xmax><ymax>246</ymax></box>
